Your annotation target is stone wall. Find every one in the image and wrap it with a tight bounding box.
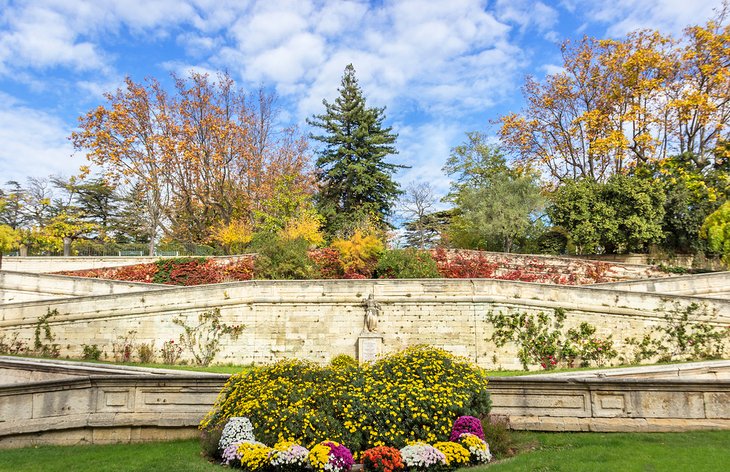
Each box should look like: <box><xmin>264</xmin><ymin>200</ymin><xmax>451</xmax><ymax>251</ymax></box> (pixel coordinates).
<box><xmin>591</xmin><ymin>272</ymin><xmax>730</xmax><ymax>299</ymax></box>
<box><xmin>0</xmin><ymin>271</ymin><xmax>168</xmax><ymax>304</ymax></box>
<box><xmin>1</xmin><ymin>358</ymin><xmax>728</xmax><ymax>448</ymax></box>
<box><xmin>1</xmin><ymin>255</ymin><xmax>246</xmax><ymax>274</ymax></box>
<box><xmin>489</xmin><ymin>375</ymin><xmax>730</xmax><ymax>432</ymax></box>
<box><xmin>1</xmin><ymin>279</ymin><xmax>728</xmax><ymax>370</ymax></box>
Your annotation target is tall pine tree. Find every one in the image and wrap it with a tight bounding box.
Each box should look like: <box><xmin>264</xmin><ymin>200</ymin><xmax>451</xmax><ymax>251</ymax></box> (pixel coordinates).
<box><xmin>308</xmin><ymin>64</ymin><xmax>403</xmax><ymax>235</ymax></box>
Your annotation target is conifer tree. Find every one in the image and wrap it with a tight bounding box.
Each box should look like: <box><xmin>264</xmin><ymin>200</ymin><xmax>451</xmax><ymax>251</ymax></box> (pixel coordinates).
<box><xmin>308</xmin><ymin>64</ymin><xmax>403</xmax><ymax>235</ymax></box>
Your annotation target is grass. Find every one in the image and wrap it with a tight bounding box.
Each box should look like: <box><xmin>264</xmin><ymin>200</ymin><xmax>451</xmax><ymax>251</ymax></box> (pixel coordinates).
<box><xmin>1</xmin><ymin>431</ymin><xmax>729</xmax><ymax>472</ymax></box>
<box><xmin>480</xmin><ymin>430</ymin><xmax>730</xmax><ymax>471</ymax></box>
<box><xmin>0</xmin><ymin>439</ymin><xmax>219</xmax><ymax>472</ymax></box>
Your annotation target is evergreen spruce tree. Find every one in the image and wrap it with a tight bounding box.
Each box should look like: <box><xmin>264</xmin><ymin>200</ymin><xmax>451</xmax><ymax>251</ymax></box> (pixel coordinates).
<box><xmin>308</xmin><ymin>64</ymin><xmax>404</xmax><ymax>235</ymax></box>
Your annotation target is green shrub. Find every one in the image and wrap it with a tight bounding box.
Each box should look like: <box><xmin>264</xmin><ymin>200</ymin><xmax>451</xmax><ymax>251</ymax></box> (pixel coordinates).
<box><xmin>81</xmin><ymin>344</ymin><xmax>102</xmax><ymax>361</ymax></box>
<box><xmin>137</xmin><ymin>342</ymin><xmax>155</xmax><ymax>363</ymax></box>
<box><xmin>250</xmin><ymin>234</ymin><xmax>317</xmax><ymax>280</ymax></box>
<box><xmin>481</xmin><ymin>416</ymin><xmax>517</xmax><ymax>459</ymax></box>
<box><xmin>200</xmin><ymin>346</ymin><xmax>491</xmax><ymax>452</ymax></box>
<box><xmin>488</xmin><ymin>308</ymin><xmax>617</xmax><ymax>370</ymax></box>
<box><xmin>374</xmin><ymin>249</ymin><xmax>440</xmax><ymax>278</ymax></box>
<box><xmin>536</xmin><ymin>228</ymin><xmax>569</xmax><ymax>255</ymax></box>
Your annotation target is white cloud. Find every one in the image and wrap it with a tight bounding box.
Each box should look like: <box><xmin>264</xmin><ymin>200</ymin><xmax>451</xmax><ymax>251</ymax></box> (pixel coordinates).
<box><xmin>0</xmin><ymin>94</ymin><xmax>82</xmax><ymax>183</ymax></box>
<box><xmin>495</xmin><ymin>0</ymin><xmax>560</xmax><ymax>41</ymax></box>
<box><xmin>394</xmin><ymin>122</ymin><xmax>467</xmax><ymax>200</ymax></box>
<box><xmin>572</xmin><ymin>0</ymin><xmax>722</xmax><ymax>37</ymax></box>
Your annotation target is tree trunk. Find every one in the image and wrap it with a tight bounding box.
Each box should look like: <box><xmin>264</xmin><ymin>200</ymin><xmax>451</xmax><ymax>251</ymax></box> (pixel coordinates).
<box><xmin>63</xmin><ymin>237</ymin><xmax>72</xmax><ymax>257</ymax></box>
<box><xmin>148</xmin><ymin>238</ymin><xmax>155</xmax><ymax>257</ymax></box>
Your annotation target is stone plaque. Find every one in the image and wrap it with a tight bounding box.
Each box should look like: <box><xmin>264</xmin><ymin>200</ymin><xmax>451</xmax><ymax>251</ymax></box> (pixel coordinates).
<box><xmin>357</xmin><ymin>333</ymin><xmax>383</xmax><ymax>363</ymax></box>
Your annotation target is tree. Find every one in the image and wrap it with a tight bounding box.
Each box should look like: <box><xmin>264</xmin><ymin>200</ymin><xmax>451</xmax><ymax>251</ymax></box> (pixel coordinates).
<box><xmin>548</xmin><ymin>174</ymin><xmax>665</xmax><ymax>254</ymax></box>
<box><xmin>634</xmin><ymin>152</ymin><xmax>729</xmax><ymax>253</ymax></box>
<box><xmin>399</xmin><ymin>182</ymin><xmax>437</xmax><ymax>249</ymax></box>
<box><xmin>402</xmin><ymin>209</ymin><xmax>453</xmax><ymax>249</ymax></box>
<box><xmin>444</xmin><ymin>133</ymin><xmax>544</xmax><ymax>252</ymax></box>
<box><xmin>498</xmin><ymin>14</ymin><xmax>730</xmax><ymax>183</ymax></box>
<box><xmin>72</xmin><ymin>72</ymin><xmax>310</xmax><ymax>254</ymax></box>
<box><xmin>0</xmin><ymin>224</ymin><xmax>19</xmax><ymax>269</ymax></box>
<box><xmin>308</xmin><ymin>64</ymin><xmax>403</xmax><ymax>235</ymax></box>
<box><xmin>0</xmin><ymin>181</ymin><xmax>26</xmax><ymax>229</ymax></box>
<box><xmin>701</xmin><ymin>200</ymin><xmax>730</xmax><ymax>266</ymax></box>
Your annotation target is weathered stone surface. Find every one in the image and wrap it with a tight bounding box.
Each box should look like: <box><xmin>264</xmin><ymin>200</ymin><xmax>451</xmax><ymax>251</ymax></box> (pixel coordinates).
<box><xmin>2</xmin><ymin>279</ymin><xmax>727</xmax><ymax>370</ymax></box>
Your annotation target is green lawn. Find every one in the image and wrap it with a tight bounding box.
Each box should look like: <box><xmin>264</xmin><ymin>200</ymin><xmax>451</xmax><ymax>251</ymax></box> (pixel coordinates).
<box><xmin>480</xmin><ymin>430</ymin><xmax>730</xmax><ymax>471</ymax></box>
<box><xmin>1</xmin><ymin>431</ymin><xmax>728</xmax><ymax>472</ymax></box>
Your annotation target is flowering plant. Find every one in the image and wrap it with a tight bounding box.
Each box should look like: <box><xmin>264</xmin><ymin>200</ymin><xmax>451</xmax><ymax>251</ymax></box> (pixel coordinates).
<box><xmin>433</xmin><ymin>442</ymin><xmax>470</xmax><ymax>468</ymax></box>
<box><xmin>361</xmin><ymin>446</ymin><xmax>404</xmax><ymax>472</ymax></box>
<box><xmin>399</xmin><ymin>443</ymin><xmax>446</xmax><ymax>471</ymax></box>
<box><xmin>309</xmin><ymin>441</ymin><xmax>354</xmax><ymax>472</ymax></box>
<box><xmin>236</xmin><ymin>440</ymin><xmax>272</xmax><ymax>471</ymax></box>
<box><xmin>270</xmin><ymin>440</ymin><xmax>311</xmax><ymax>472</ymax></box>
<box><xmin>219</xmin><ymin>416</ymin><xmax>256</xmax><ymax>452</ymax></box>
<box><xmin>457</xmin><ymin>433</ymin><xmax>492</xmax><ymax>464</ymax></box>
<box><xmin>449</xmin><ymin>416</ymin><xmax>484</xmax><ymax>442</ymax></box>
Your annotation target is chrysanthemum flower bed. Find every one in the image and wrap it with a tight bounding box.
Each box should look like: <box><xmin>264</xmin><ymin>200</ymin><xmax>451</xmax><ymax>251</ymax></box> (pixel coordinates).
<box><xmin>215</xmin><ymin>416</ymin><xmax>491</xmax><ymax>472</ymax></box>
<box><xmin>201</xmin><ymin>346</ymin><xmax>492</xmax><ymax>470</ymax></box>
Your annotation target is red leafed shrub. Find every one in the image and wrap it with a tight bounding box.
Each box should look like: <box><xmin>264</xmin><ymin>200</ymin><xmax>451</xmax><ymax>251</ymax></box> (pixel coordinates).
<box><xmin>432</xmin><ymin>248</ymin><xmax>498</xmax><ymax>278</ymax></box>
<box><xmin>112</xmin><ymin>263</ymin><xmax>158</xmax><ymax>282</ymax></box>
<box><xmin>309</xmin><ymin>248</ymin><xmax>344</xmax><ymax>279</ymax></box>
<box><xmin>498</xmin><ymin>270</ymin><xmax>540</xmax><ymax>282</ymax></box>
<box><xmin>220</xmin><ymin>258</ymin><xmax>254</xmax><ymax>281</ymax></box>
<box><xmin>584</xmin><ymin>262</ymin><xmax>610</xmax><ymax>283</ymax></box>
<box><xmin>167</xmin><ymin>260</ymin><xmax>222</xmax><ymax>285</ymax></box>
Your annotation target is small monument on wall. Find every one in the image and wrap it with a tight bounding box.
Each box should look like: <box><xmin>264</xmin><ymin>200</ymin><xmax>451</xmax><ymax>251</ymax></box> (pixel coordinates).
<box><xmin>357</xmin><ymin>294</ymin><xmax>384</xmax><ymax>363</ymax></box>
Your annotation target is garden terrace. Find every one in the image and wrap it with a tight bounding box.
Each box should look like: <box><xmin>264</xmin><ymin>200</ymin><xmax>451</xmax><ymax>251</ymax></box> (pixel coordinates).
<box><xmin>1</xmin><ymin>357</ymin><xmax>729</xmax><ymax>449</ymax></box>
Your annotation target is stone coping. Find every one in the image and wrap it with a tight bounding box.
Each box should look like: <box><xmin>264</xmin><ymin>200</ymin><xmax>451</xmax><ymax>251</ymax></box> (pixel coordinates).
<box><xmin>1</xmin><ymin>358</ymin><xmax>729</xmax><ymax>447</ymax></box>
<box><xmin>0</xmin><ymin>356</ymin><xmax>229</xmax><ymax>378</ymax></box>
<box><xmin>495</xmin><ymin>360</ymin><xmax>730</xmax><ymax>380</ymax></box>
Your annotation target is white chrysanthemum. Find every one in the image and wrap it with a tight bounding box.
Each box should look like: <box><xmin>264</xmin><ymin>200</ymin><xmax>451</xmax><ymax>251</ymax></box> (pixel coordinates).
<box><xmin>218</xmin><ymin>416</ymin><xmax>256</xmax><ymax>452</ymax></box>
<box><xmin>400</xmin><ymin>444</ymin><xmax>447</xmax><ymax>469</ymax></box>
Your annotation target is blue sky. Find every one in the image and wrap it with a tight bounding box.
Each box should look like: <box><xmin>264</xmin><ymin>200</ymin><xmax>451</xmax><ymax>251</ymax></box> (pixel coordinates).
<box><xmin>0</xmin><ymin>0</ymin><xmax>723</xmax><ymax>200</ymax></box>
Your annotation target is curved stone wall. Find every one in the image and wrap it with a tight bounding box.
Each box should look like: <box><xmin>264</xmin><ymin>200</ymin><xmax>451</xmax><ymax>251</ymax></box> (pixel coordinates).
<box><xmin>1</xmin><ymin>279</ymin><xmax>728</xmax><ymax>370</ymax></box>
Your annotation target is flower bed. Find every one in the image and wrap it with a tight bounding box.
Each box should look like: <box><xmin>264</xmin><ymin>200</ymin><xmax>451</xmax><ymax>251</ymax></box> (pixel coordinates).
<box><xmin>201</xmin><ymin>346</ymin><xmax>491</xmax><ymax>452</ymax></box>
<box><xmin>211</xmin><ymin>415</ymin><xmax>492</xmax><ymax>472</ymax></box>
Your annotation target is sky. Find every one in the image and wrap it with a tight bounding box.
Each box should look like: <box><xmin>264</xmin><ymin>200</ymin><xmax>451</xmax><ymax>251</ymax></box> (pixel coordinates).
<box><xmin>0</xmin><ymin>0</ymin><xmax>724</xmax><ymax>201</ymax></box>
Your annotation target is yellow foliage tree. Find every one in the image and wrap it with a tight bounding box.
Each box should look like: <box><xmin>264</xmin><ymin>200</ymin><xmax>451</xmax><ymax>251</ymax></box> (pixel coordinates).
<box><xmin>210</xmin><ymin>219</ymin><xmax>253</xmax><ymax>254</ymax></box>
<box><xmin>498</xmin><ymin>14</ymin><xmax>729</xmax><ymax>183</ymax></box>
<box><xmin>279</xmin><ymin>209</ymin><xmax>325</xmax><ymax>247</ymax></box>
<box><xmin>0</xmin><ymin>224</ymin><xmax>19</xmax><ymax>269</ymax></box>
<box><xmin>330</xmin><ymin>229</ymin><xmax>385</xmax><ymax>277</ymax></box>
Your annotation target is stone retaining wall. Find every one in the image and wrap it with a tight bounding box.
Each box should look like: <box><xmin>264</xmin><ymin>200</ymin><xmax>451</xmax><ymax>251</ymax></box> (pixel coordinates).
<box><xmin>1</xmin><ymin>358</ymin><xmax>728</xmax><ymax>448</ymax></box>
<box><xmin>0</xmin><ymin>271</ymin><xmax>169</xmax><ymax>304</ymax></box>
<box><xmin>1</xmin><ymin>279</ymin><xmax>728</xmax><ymax>370</ymax></box>
<box><xmin>592</xmin><ymin>272</ymin><xmax>730</xmax><ymax>299</ymax></box>
<box><xmin>489</xmin><ymin>362</ymin><xmax>730</xmax><ymax>432</ymax></box>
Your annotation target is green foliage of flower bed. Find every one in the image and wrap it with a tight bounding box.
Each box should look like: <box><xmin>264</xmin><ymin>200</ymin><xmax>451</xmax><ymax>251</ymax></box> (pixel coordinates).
<box><xmin>201</xmin><ymin>346</ymin><xmax>491</xmax><ymax>452</ymax></box>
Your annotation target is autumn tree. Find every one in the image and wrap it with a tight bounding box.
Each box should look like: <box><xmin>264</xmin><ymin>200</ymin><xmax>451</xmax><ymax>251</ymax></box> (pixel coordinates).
<box><xmin>308</xmin><ymin>64</ymin><xmax>403</xmax><ymax>235</ymax></box>
<box><xmin>72</xmin><ymin>76</ymin><xmax>170</xmax><ymax>255</ymax></box>
<box><xmin>0</xmin><ymin>224</ymin><xmax>19</xmax><ymax>269</ymax></box>
<box><xmin>498</xmin><ymin>13</ymin><xmax>730</xmax><ymax>183</ymax></box>
<box><xmin>72</xmin><ymin>72</ymin><xmax>310</xmax><ymax>254</ymax></box>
